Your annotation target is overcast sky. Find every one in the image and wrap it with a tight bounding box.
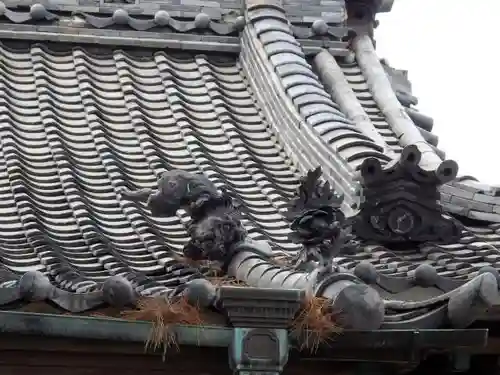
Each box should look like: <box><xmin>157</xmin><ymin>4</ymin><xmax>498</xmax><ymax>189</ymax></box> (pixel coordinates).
<box><xmin>375</xmin><ymin>0</ymin><xmax>499</xmax><ymax>184</ymax></box>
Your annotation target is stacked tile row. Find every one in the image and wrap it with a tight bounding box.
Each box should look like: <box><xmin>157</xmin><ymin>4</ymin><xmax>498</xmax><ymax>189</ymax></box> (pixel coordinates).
<box><xmin>337</xmin><ymin>59</ymin><xmax>403</xmax><ymax>154</ymax></box>
<box><xmin>4</xmin><ymin>0</ymin><xmax>344</xmax><ymax>25</ymax></box>
<box><xmin>0</xmin><ymin>42</ymin><xmax>301</xmax><ymax>294</ymax></box>
<box><xmin>338</xmin><ymin>225</ymin><xmax>500</xmax><ymax>280</ymax></box>
<box><xmin>242</xmin><ymin>0</ymin><xmax>393</xmax><ymax>212</ymax></box>
<box><xmin>282</xmin><ymin>0</ymin><xmax>346</xmax><ymax>24</ymax></box>
<box><xmin>4</xmin><ymin>0</ymin><xmax>244</xmax><ymax>19</ymax></box>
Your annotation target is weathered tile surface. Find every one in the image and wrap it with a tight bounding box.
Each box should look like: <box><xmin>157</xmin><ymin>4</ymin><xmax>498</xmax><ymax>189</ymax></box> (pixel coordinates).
<box><xmin>0</xmin><ymin>0</ymin><xmax>497</xmax><ymax>332</ymax></box>
<box><xmin>0</xmin><ymin>42</ymin><xmax>301</xmax><ymax>295</ymax></box>
<box><xmin>338</xmin><ymin>60</ymin><xmax>403</xmax><ymax>154</ymax></box>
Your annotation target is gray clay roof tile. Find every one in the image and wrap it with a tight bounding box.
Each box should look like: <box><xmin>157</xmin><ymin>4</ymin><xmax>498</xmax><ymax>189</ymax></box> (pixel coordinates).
<box><xmin>0</xmin><ymin>42</ymin><xmax>302</xmax><ymax>296</ymax></box>
<box><xmin>0</xmin><ymin>0</ymin><xmax>499</xmax><ymax>332</ymax></box>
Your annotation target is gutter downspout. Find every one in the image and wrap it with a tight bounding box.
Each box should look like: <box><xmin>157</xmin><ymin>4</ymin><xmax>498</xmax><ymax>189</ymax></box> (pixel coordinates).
<box><xmin>219</xmin><ymin>286</ymin><xmax>303</xmax><ymax>375</ymax></box>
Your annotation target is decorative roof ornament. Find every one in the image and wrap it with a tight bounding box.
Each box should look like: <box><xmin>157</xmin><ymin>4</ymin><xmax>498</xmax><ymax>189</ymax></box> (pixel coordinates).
<box><xmin>0</xmin><ymin>2</ymin><xmax>58</xmax><ymax>23</ymax></box>
<box><xmin>284</xmin><ymin>167</ymin><xmax>358</xmax><ymax>273</ymax></box>
<box><xmin>120</xmin><ymin>170</ymin><xmax>246</xmax><ymax>265</ymax></box>
<box><xmin>119</xmin><ymin>170</ymin><xmax>384</xmax><ymax>330</ymax></box>
<box><xmin>353</xmin><ymin>145</ymin><xmax>463</xmax><ymax>244</ymax></box>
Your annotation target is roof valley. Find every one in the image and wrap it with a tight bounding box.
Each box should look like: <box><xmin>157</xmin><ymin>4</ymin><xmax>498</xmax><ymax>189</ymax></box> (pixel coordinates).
<box><xmin>312</xmin><ymin>49</ymin><xmax>397</xmax><ymax>158</ymax></box>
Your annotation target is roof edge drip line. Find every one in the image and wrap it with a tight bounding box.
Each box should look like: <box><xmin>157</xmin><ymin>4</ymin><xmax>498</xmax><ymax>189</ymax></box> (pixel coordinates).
<box><xmin>0</xmin><ymin>310</ymin><xmax>233</xmax><ymax>346</ymax></box>
<box><xmin>352</xmin><ymin>34</ymin><xmax>458</xmax><ymax>184</ymax></box>
<box><xmin>0</xmin><ymin>310</ymin><xmax>487</xmax><ymax>350</ymax></box>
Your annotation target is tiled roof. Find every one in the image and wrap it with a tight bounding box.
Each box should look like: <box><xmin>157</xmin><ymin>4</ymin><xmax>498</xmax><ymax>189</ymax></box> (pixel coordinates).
<box><xmin>345</xmin><ymin>224</ymin><xmax>500</xmax><ymax>289</ymax></box>
<box><xmin>0</xmin><ymin>41</ymin><xmax>301</xmax><ymax>297</ymax></box>
<box><xmin>0</xmin><ymin>0</ymin><xmax>499</xmax><ymax>332</ymax></box>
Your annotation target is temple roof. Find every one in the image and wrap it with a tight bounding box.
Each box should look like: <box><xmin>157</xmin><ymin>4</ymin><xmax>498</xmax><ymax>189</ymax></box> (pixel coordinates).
<box><xmin>0</xmin><ymin>0</ymin><xmax>499</xmax><ymax>337</ymax></box>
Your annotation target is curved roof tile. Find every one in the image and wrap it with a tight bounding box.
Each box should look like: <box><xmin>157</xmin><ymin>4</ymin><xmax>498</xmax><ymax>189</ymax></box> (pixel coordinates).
<box><xmin>0</xmin><ymin>0</ymin><xmax>497</xmax><ymax>332</ymax></box>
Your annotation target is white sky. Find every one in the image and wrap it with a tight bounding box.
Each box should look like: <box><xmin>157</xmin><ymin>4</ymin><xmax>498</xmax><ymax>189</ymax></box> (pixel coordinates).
<box><xmin>375</xmin><ymin>0</ymin><xmax>500</xmax><ymax>184</ymax></box>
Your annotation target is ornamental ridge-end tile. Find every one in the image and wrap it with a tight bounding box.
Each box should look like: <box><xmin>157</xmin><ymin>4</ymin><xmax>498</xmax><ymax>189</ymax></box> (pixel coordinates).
<box><xmin>353</xmin><ymin>145</ymin><xmax>463</xmax><ymax>245</ymax></box>
<box><xmin>284</xmin><ymin>166</ymin><xmax>359</xmax><ymax>274</ymax></box>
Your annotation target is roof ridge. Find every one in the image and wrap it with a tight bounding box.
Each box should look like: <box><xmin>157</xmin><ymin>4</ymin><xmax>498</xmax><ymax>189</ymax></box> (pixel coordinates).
<box><xmin>378</xmin><ymin>52</ymin><xmax>500</xmax><ymax>223</ymax></box>
<box><xmin>242</xmin><ymin>0</ymin><xmax>394</xmax><ymax>213</ymax></box>
<box><xmin>351</xmin><ymin>34</ymin><xmax>458</xmax><ymax>181</ymax></box>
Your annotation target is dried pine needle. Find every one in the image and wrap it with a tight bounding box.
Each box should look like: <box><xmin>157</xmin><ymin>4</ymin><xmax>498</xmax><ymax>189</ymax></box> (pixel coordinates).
<box><xmin>122</xmin><ymin>296</ymin><xmax>204</xmax><ymax>360</ymax></box>
<box><xmin>208</xmin><ymin>276</ymin><xmax>247</xmax><ymax>286</ymax></box>
<box><xmin>291</xmin><ymin>296</ymin><xmax>343</xmax><ymax>353</ymax></box>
